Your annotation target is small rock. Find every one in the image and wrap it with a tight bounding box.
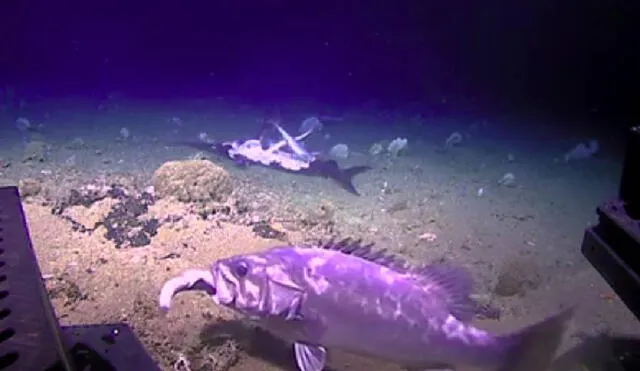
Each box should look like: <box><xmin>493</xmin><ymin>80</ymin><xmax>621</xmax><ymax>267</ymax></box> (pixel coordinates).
<box><xmin>22</xmin><ymin>140</ymin><xmax>49</xmax><ymax>163</ymax></box>
<box><xmin>18</xmin><ymin>178</ymin><xmax>43</xmax><ymax>198</ymax></box>
<box><xmin>252</xmin><ymin>221</ymin><xmax>286</xmax><ymax>240</ymax></box>
<box><xmin>46</xmin><ymin>274</ymin><xmax>86</xmax><ymax>308</ymax></box>
<box><xmin>152</xmin><ymin>160</ymin><xmax>233</xmax><ymax>203</ymax></box>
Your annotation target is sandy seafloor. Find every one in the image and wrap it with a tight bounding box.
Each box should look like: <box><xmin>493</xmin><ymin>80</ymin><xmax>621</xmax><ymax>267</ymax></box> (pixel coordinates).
<box><xmin>0</xmin><ymin>97</ymin><xmax>638</xmax><ymax>371</ymax></box>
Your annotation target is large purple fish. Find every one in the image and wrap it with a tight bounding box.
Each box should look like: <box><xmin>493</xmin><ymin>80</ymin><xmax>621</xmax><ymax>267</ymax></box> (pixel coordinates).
<box><xmin>159</xmin><ymin>239</ymin><xmax>572</xmax><ymax>371</ymax></box>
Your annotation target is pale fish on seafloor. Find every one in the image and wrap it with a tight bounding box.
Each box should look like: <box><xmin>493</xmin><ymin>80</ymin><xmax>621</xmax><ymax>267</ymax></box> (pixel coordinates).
<box><xmin>159</xmin><ymin>238</ymin><xmax>573</xmax><ymax>371</ymax></box>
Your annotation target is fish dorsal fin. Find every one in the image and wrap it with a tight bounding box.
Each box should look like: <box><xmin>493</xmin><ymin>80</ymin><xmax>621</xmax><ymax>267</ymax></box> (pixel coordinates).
<box><xmin>317</xmin><ymin>237</ymin><xmax>411</xmax><ymax>273</ymax></box>
<box><xmin>317</xmin><ymin>238</ymin><xmax>476</xmax><ymax>322</ymax></box>
<box><xmin>415</xmin><ymin>264</ymin><xmax>476</xmax><ymax>322</ymax></box>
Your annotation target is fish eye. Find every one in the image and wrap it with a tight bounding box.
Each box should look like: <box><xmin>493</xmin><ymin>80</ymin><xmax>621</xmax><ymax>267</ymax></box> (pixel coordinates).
<box><xmin>234</xmin><ymin>261</ymin><xmax>249</xmax><ymax>277</ymax></box>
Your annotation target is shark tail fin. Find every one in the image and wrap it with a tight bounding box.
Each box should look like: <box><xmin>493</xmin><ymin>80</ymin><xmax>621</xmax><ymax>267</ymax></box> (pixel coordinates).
<box><xmin>333</xmin><ymin>164</ymin><xmax>372</xmax><ymax>195</ymax></box>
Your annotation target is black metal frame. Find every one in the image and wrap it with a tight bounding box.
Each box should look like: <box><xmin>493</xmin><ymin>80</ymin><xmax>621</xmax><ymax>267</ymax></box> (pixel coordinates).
<box><xmin>582</xmin><ymin>126</ymin><xmax>640</xmax><ymax>321</ymax></box>
<box><xmin>0</xmin><ymin>186</ymin><xmax>159</xmax><ymax>371</ymax></box>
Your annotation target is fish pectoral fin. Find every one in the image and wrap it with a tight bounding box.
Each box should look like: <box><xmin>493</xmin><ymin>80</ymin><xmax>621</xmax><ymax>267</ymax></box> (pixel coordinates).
<box><xmin>282</xmin><ymin>295</ymin><xmax>304</xmax><ymax>320</ymax></box>
<box><xmin>294</xmin><ymin>343</ymin><xmax>327</xmax><ymax>371</ymax></box>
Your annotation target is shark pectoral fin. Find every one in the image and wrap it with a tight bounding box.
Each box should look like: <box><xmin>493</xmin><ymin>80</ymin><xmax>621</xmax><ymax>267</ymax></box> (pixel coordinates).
<box><xmin>294</xmin><ymin>343</ymin><xmax>327</xmax><ymax>371</ymax></box>
<box><xmin>294</xmin><ymin>128</ymin><xmax>314</xmax><ymax>141</ymax></box>
<box><xmin>267</xmin><ymin>139</ymin><xmax>288</xmax><ymax>152</ymax></box>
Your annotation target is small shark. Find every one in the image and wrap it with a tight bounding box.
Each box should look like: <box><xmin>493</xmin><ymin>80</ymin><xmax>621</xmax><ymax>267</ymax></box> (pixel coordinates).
<box><xmin>171</xmin><ymin>124</ymin><xmax>370</xmax><ymax>195</ymax></box>
<box><xmin>160</xmin><ymin>238</ymin><xmax>573</xmax><ymax>371</ymax></box>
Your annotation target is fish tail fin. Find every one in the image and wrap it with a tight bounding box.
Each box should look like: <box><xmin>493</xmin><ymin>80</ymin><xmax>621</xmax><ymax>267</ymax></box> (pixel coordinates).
<box><xmin>497</xmin><ymin>308</ymin><xmax>574</xmax><ymax>371</ymax></box>
<box><xmin>335</xmin><ymin>165</ymin><xmax>371</xmax><ymax>195</ymax></box>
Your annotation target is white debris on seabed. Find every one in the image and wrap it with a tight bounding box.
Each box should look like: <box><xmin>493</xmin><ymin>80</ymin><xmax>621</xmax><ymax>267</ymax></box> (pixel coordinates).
<box><xmin>299</xmin><ymin>116</ymin><xmax>323</xmax><ymax>133</ymax></box>
<box><xmin>15</xmin><ymin>117</ymin><xmax>32</xmax><ymax>131</ymax></box>
<box><xmin>119</xmin><ymin>127</ymin><xmax>130</xmax><ymax>140</ymax></box>
<box><xmin>387</xmin><ymin>137</ymin><xmax>408</xmax><ymax>157</ymax></box>
<box><xmin>329</xmin><ymin>143</ymin><xmax>349</xmax><ymax>159</ymax></box>
<box><xmin>369</xmin><ymin>141</ymin><xmax>384</xmax><ymax>156</ymax></box>
<box><xmin>444</xmin><ymin>131</ymin><xmax>463</xmax><ymax>148</ymax></box>
<box><xmin>418</xmin><ymin>231</ymin><xmax>437</xmax><ymax>242</ymax></box>
<box><xmin>562</xmin><ymin>139</ymin><xmax>599</xmax><ymax>163</ymax></box>
<box><xmin>168</xmin><ymin>116</ymin><xmax>183</xmax><ymax>126</ymax></box>
<box><xmin>198</xmin><ymin>132</ymin><xmax>215</xmax><ymax>143</ymax></box>
<box><xmin>498</xmin><ymin>172</ymin><xmax>516</xmax><ymax>187</ymax></box>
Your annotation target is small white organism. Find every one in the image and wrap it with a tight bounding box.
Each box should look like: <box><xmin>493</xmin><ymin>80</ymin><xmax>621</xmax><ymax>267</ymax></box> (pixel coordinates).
<box><xmin>168</xmin><ymin>116</ymin><xmax>183</xmax><ymax>126</ymax></box>
<box><xmin>198</xmin><ymin>132</ymin><xmax>215</xmax><ymax>143</ymax></box>
<box><xmin>498</xmin><ymin>172</ymin><xmax>516</xmax><ymax>187</ymax></box>
<box><xmin>563</xmin><ymin>139</ymin><xmax>599</xmax><ymax>163</ymax></box>
<box><xmin>329</xmin><ymin>143</ymin><xmax>349</xmax><ymax>159</ymax></box>
<box><xmin>387</xmin><ymin>138</ymin><xmax>408</xmax><ymax>157</ymax></box>
<box><xmin>369</xmin><ymin>141</ymin><xmax>384</xmax><ymax>156</ymax></box>
<box><xmin>119</xmin><ymin>127</ymin><xmax>130</xmax><ymax>140</ymax></box>
<box><xmin>15</xmin><ymin>117</ymin><xmax>32</xmax><ymax>131</ymax></box>
<box><xmin>445</xmin><ymin>132</ymin><xmax>463</xmax><ymax>148</ymax></box>
<box><xmin>299</xmin><ymin>116</ymin><xmax>323</xmax><ymax>133</ymax></box>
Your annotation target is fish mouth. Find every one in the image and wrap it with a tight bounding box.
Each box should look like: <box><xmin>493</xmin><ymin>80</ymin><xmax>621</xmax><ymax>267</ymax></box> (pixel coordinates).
<box><xmin>159</xmin><ymin>269</ymin><xmax>217</xmax><ymax>311</ymax></box>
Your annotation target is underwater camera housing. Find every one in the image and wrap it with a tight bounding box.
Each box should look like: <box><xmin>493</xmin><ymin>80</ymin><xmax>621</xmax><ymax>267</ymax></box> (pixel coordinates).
<box><xmin>581</xmin><ymin>125</ymin><xmax>640</xmax><ymax>321</ymax></box>
<box><xmin>579</xmin><ymin>126</ymin><xmax>640</xmax><ymax>370</ymax></box>
<box><xmin>0</xmin><ymin>186</ymin><xmax>160</xmax><ymax>370</ymax></box>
